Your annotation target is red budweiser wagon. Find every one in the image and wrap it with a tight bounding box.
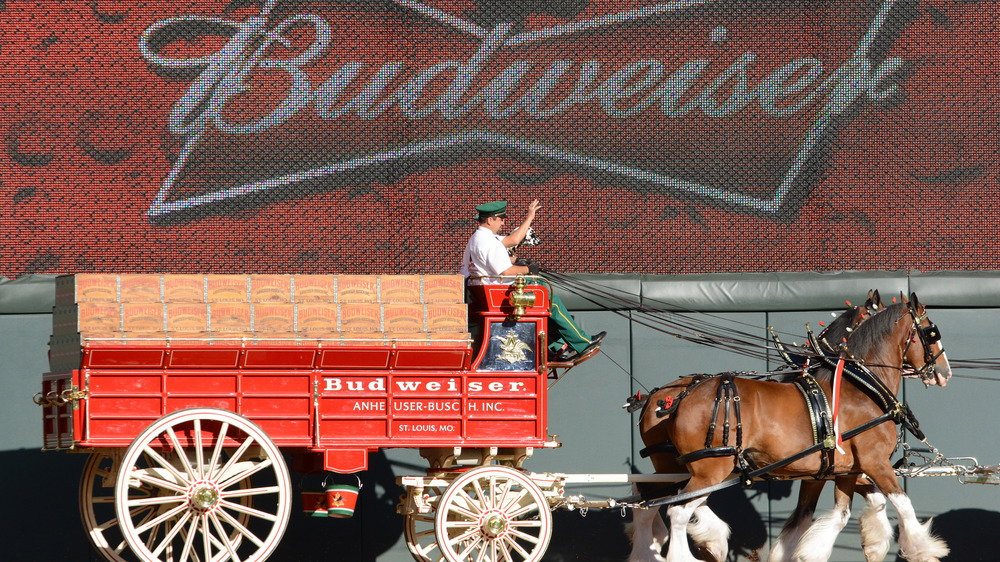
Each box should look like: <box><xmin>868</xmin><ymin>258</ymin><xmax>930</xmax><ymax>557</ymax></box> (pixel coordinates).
<box><xmin>39</xmin><ymin>273</ymin><xmax>618</xmax><ymax>562</ymax></box>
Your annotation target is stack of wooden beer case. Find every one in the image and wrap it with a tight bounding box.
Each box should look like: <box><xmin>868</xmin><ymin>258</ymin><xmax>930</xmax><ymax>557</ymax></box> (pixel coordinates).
<box><xmin>49</xmin><ymin>274</ymin><xmax>469</xmax><ymax>372</ymax></box>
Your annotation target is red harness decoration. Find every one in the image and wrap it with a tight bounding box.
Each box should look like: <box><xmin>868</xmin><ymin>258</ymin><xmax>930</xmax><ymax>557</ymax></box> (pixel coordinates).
<box><xmin>831</xmin><ymin>344</ymin><xmax>846</xmax><ymax>454</ymax></box>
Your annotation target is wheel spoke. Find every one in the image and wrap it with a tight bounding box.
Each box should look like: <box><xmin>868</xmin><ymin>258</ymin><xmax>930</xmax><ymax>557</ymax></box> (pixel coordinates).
<box><xmin>476</xmin><ymin>542</ymin><xmax>490</xmax><ymax>562</ymax></box>
<box><xmin>209</xmin><ymin>511</ymin><xmax>241</xmax><ymax>562</ymax></box>
<box><xmin>165</xmin><ymin>426</ymin><xmax>198</xmax><ymax>482</ymax></box>
<box><xmin>455</xmin><ymin>488</ymin><xmax>484</xmax><ymax>516</ymax></box>
<box><xmin>507</xmin><ymin>527</ymin><xmax>542</xmax><ymax>544</ymax></box>
<box><xmin>135</xmin><ymin>502</ymin><xmax>189</xmax><ymax>535</ymax></box>
<box><xmin>218</xmin><ymin>498</ymin><xmax>280</xmax><ymax>522</ymax></box>
<box><xmin>214</xmin><ymin>437</ymin><xmax>255</xmax><ymax>486</ymax></box>
<box><xmin>206</xmin><ymin>422</ymin><xmax>230</xmax><ymax>482</ymax></box>
<box><xmin>129</xmin><ymin>468</ymin><xmax>189</xmax><ymax>495</ymax></box>
<box><xmin>499</xmin><ymin>489</ymin><xmax>528</xmax><ymax>515</ymax></box>
<box><xmin>455</xmin><ymin>536</ymin><xmax>484</xmax><ymax>560</ymax></box>
<box><xmin>220</xmin><ymin>485</ymin><xmax>281</xmax><ymax>498</ymax></box>
<box><xmin>501</xmin><ymin>542</ymin><xmax>514</xmax><ymax>562</ymax></box>
<box><xmin>193</xmin><ymin>419</ymin><xmax>206</xmax><ymax>481</ymax></box>
<box><xmin>446</xmin><ymin>525</ymin><xmax>482</xmax><ymax>546</ymax></box>
<box><xmin>473</xmin><ymin>478</ymin><xmax>489</xmax><ymax>510</ymax></box>
<box><xmin>495</xmin><ymin>480</ymin><xmax>512</xmax><ymax>516</ymax></box>
<box><xmin>218</xmin><ymin>458</ymin><xmax>272</xmax><ymax>490</ymax></box>
<box><xmin>151</xmin><ymin>511</ymin><xmax>193</xmax><ymax>558</ymax></box>
<box><xmin>200</xmin><ymin>514</ymin><xmax>213</xmax><ymax>562</ymax></box>
<box><xmin>503</xmin><ymin>535</ymin><xmax>532</xmax><ymax>559</ymax></box>
<box><xmin>128</xmin><ymin>494</ymin><xmax>187</xmax><ymax>507</ymax></box>
<box><xmin>216</xmin><ymin>505</ymin><xmax>266</xmax><ymax>549</ymax></box>
<box><xmin>505</xmin><ymin>501</ymin><xmax>538</xmax><ymax>520</ymax></box>
<box><xmin>142</xmin><ymin>445</ymin><xmax>191</xmax><ymax>487</ymax></box>
<box><xmin>92</xmin><ymin>514</ymin><xmax>121</xmax><ymax>533</ymax></box>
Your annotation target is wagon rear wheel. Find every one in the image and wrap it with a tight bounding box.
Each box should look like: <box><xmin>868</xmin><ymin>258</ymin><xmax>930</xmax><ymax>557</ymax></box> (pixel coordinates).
<box><xmin>404</xmin><ymin>484</ymin><xmax>447</xmax><ymax>562</ymax></box>
<box><xmin>433</xmin><ymin>466</ymin><xmax>552</xmax><ymax>562</ymax></box>
<box><xmin>114</xmin><ymin>408</ymin><xmax>291</xmax><ymax>562</ymax></box>
<box><xmin>80</xmin><ymin>450</ymin><xmax>134</xmax><ymax>561</ymax></box>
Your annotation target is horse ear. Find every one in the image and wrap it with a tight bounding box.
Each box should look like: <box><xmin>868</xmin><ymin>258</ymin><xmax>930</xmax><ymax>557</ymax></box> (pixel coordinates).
<box><xmin>899</xmin><ymin>291</ymin><xmax>908</xmax><ymax>304</ymax></box>
<box><xmin>910</xmin><ymin>292</ymin><xmax>921</xmax><ymax>308</ymax></box>
<box><xmin>872</xmin><ymin>289</ymin><xmax>881</xmax><ymax>309</ymax></box>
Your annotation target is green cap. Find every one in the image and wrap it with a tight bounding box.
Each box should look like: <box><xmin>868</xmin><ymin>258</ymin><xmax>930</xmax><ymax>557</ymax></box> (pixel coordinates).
<box><xmin>475</xmin><ymin>200</ymin><xmax>507</xmax><ymax>220</ymax></box>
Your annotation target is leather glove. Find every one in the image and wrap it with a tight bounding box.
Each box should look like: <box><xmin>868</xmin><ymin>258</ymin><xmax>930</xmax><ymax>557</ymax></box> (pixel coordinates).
<box><xmin>514</xmin><ymin>257</ymin><xmax>539</xmax><ymax>274</ymax></box>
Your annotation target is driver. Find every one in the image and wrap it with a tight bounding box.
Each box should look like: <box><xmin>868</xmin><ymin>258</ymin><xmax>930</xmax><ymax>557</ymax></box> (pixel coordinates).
<box><xmin>460</xmin><ymin>199</ymin><xmax>605</xmax><ymax>364</ymax></box>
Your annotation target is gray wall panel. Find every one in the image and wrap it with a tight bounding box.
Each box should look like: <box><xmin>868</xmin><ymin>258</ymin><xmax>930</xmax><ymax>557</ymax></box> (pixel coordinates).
<box><xmin>901</xmin><ymin>309</ymin><xmax>1000</xmax><ymax>516</ymax></box>
<box><xmin>531</xmin><ymin>310</ymin><xmax>634</xmax><ymax>499</ymax></box>
<box><xmin>0</xmin><ymin>313</ymin><xmax>54</xmax><ymax>451</ymax></box>
<box><xmin>910</xmin><ymin>270</ymin><xmax>1000</xmax><ymax>307</ymax></box>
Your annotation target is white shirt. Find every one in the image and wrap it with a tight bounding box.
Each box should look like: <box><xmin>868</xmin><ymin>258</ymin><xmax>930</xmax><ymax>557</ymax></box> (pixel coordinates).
<box><xmin>460</xmin><ymin>226</ymin><xmax>513</xmax><ymax>284</ymax></box>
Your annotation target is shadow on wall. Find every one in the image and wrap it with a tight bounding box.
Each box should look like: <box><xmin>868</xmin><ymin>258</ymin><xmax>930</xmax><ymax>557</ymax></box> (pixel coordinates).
<box><xmin>909</xmin><ymin>509</ymin><xmax>1000</xmax><ymax>562</ymax></box>
<box><xmin>7</xmin><ymin>446</ymin><xmax>639</xmax><ymax>561</ymax></box>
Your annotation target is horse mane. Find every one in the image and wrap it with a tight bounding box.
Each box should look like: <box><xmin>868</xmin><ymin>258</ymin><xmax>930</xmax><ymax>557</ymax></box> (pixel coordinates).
<box><xmin>844</xmin><ymin>301</ymin><xmax>906</xmax><ymax>358</ymax></box>
<box><xmin>809</xmin><ymin>302</ymin><xmax>905</xmax><ymax>384</ymax></box>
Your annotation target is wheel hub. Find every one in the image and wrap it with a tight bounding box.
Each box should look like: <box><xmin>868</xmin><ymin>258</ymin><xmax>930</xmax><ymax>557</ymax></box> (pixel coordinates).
<box><xmin>481</xmin><ymin>512</ymin><xmax>508</xmax><ymax>538</ymax></box>
<box><xmin>189</xmin><ymin>482</ymin><xmax>219</xmax><ymax>512</ymax></box>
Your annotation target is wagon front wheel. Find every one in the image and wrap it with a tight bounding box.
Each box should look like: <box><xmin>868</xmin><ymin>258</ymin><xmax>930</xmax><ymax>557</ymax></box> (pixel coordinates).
<box><xmin>114</xmin><ymin>408</ymin><xmax>292</xmax><ymax>562</ymax></box>
<box><xmin>433</xmin><ymin>466</ymin><xmax>552</xmax><ymax>562</ymax></box>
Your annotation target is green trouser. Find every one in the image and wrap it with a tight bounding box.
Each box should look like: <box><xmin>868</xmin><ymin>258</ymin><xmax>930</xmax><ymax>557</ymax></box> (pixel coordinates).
<box><xmin>536</xmin><ymin>281</ymin><xmax>591</xmax><ymax>354</ymax></box>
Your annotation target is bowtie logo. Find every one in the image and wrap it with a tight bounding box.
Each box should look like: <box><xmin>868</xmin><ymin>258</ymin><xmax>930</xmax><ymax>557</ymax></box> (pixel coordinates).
<box><xmin>141</xmin><ymin>1</ymin><xmax>908</xmax><ymax>219</ymax></box>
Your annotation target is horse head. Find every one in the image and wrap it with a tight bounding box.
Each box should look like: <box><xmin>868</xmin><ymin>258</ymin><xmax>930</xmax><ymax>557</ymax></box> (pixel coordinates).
<box><xmin>900</xmin><ymin>292</ymin><xmax>952</xmax><ymax>387</ymax></box>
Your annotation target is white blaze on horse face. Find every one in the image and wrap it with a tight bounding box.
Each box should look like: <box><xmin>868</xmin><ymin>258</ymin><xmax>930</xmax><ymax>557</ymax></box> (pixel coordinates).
<box><xmin>932</xmin><ymin>349</ymin><xmax>951</xmax><ymax>387</ymax></box>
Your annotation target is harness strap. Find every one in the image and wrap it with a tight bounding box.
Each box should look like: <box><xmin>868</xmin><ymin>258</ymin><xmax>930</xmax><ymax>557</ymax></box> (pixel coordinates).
<box><xmin>639</xmin><ymin>442</ymin><xmax>676</xmax><ymax>459</ymax></box>
<box><xmin>638</xmin><ymin>411</ymin><xmax>898</xmax><ymax>509</ymax></box>
<box><xmin>676</xmin><ymin>446</ymin><xmax>738</xmax><ymax>465</ymax></box>
<box><xmin>654</xmin><ymin>374</ymin><xmax>712</xmax><ymax>418</ymax></box>
<box><xmin>792</xmin><ymin>374</ymin><xmax>836</xmax><ymax>477</ymax></box>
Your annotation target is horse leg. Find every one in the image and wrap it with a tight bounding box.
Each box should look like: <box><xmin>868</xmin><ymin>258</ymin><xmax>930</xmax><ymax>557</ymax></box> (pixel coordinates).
<box><xmin>866</xmin><ymin>468</ymin><xmax>949</xmax><ymax>562</ymax></box>
<box><xmin>689</xmin><ymin>504</ymin><xmax>730</xmax><ymax>562</ymax></box>
<box><xmin>628</xmin><ymin>506</ymin><xmax>668</xmax><ymax>562</ymax></box>
<box><xmin>664</xmin><ymin>496</ymin><xmax>708</xmax><ymax>562</ymax></box>
<box><xmin>793</xmin><ymin>474</ymin><xmax>856</xmax><ymax>562</ymax></box>
<box><xmin>769</xmin><ymin>479</ymin><xmax>824</xmax><ymax>562</ymax></box>
<box><xmin>885</xmin><ymin>492</ymin><xmax>949</xmax><ymax>561</ymax></box>
<box><xmin>857</xmin><ymin>485</ymin><xmax>893</xmax><ymax>562</ymax></box>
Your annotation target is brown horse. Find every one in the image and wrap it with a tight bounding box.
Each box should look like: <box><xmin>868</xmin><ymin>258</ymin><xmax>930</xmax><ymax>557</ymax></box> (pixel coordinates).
<box><xmin>629</xmin><ymin>293</ymin><xmax>881</xmax><ymax>562</ymax></box>
<box><xmin>632</xmin><ymin>297</ymin><xmax>950</xmax><ymax>560</ymax></box>
<box><xmin>637</xmin><ymin>294</ymin><xmax>951</xmax><ymax>562</ymax></box>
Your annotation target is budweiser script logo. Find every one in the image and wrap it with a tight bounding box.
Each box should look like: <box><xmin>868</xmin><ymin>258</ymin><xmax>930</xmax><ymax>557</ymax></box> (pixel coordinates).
<box><xmin>140</xmin><ymin>0</ymin><xmax>908</xmax><ymax>218</ymax></box>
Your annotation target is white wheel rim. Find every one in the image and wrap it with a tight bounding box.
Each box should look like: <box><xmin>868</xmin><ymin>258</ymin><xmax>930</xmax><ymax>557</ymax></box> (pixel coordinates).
<box><xmin>433</xmin><ymin>467</ymin><xmax>552</xmax><ymax>562</ymax></box>
<box><xmin>404</xmin><ymin>485</ymin><xmax>446</xmax><ymax>562</ymax></box>
<box><xmin>80</xmin><ymin>451</ymin><xmax>135</xmax><ymax>561</ymax></box>
<box><xmin>114</xmin><ymin>408</ymin><xmax>291</xmax><ymax>562</ymax></box>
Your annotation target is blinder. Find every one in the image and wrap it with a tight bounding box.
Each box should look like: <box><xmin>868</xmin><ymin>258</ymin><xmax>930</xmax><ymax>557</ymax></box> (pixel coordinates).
<box><xmin>920</xmin><ymin>322</ymin><xmax>941</xmax><ymax>344</ymax></box>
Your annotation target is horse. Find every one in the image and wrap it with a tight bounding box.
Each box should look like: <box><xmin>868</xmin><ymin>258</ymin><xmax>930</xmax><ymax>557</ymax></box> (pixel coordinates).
<box><xmin>655</xmin><ymin>293</ymin><xmax>950</xmax><ymax>562</ymax></box>
<box><xmin>631</xmin><ymin>293</ymin><xmax>951</xmax><ymax>562</ymax></box>
<box><xmin>628</xmin><ymin>292</ymin><xmax>882</xmax><ymax>562</ymax></box>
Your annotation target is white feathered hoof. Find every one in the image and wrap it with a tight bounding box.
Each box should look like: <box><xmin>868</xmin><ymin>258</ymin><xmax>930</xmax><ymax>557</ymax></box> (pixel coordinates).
<box><xmin>898</xmin><ymin>518</ymin><xmax>949</xmax><ymax>562</ymax></box>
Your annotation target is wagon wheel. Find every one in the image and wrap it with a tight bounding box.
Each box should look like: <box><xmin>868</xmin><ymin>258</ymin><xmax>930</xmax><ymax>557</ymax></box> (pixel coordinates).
<box><xmin>81</xmin><ymin>449</ymin><xmax>255</xmax><ymax>562</ymax></box>
<box><xmin>404</xmin><ymin>484</ymin><xmax>447</xmax><ymax>562</ymax></box>
<box><xmin>114</xmin><ymin>408</ymin><xmax>292</xmax><ymax>562</ymax></box>
<box><xmin>433</xmin><ymin>466</ymin><xmax>552</xmax><ymax>562</ymax></box>
<box><xmin>80</xmin><ymin>450</ymin><xmax>134</xmax><ymax>561</ymax></box>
